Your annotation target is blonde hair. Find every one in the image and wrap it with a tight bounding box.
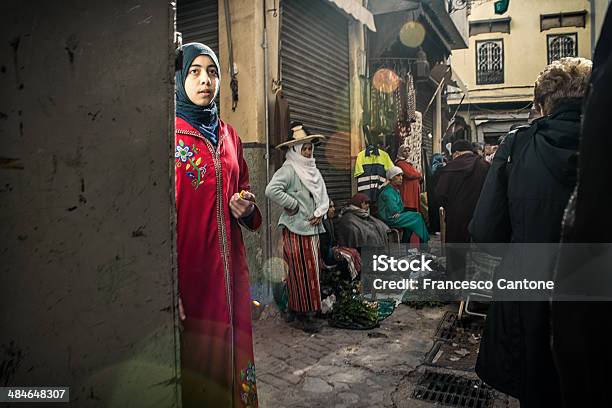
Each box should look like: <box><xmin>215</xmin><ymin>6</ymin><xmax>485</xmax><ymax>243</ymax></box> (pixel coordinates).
<box><xmin>534</xmin><ymin>57</ymin><xmax>592</xmax><ymax>115</ymax></box>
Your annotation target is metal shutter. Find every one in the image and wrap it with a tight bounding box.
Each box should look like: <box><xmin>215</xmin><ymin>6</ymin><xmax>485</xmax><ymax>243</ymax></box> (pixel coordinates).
<box><xmin>177</xmin><ymin>0</ymin><xmax>218</xmax><ymax>55</ymax></box>
<box><xmin>280</xmin><ymin>0</ymin><xmax>352</xmax><ymax>205</ymax></box>
<box><xmin>177</xmin><ymin>0</ymin><xmax>219</xmax><ymax>108</ymax></box>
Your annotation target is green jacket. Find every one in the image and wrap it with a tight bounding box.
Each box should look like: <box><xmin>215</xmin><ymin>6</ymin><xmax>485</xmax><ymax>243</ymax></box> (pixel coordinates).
<box><xmin>265</xmin><ymin>164</ymin><xmax>326</xmax><ymax>236</ymax></box>
<box><xmin>377</xmin><ymin>184</ymin><xmax>429</xmax><ymax>242</ymax></box>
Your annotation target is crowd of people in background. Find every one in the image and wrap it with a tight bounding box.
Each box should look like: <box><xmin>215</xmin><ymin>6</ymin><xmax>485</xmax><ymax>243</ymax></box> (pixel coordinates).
<box><xmin>266</xmin><ymin>122</ymin><xmax>431</xmax><ymax>332</ymax></box>
<box><xmin>264</xmin><ymin>50</ymin><xmax>603</xmax><ymax>407</ymax></box>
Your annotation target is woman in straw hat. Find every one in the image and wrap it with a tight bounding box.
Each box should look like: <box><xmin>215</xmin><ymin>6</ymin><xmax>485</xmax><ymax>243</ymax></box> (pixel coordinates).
<box><xmin>265</xmin><ymin>123</ymin><xmax>329</xmax><ymax>332</ymax></box>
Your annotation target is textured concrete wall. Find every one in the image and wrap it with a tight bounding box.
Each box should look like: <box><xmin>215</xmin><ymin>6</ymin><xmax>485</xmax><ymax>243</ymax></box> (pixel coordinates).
<box><xmin>349</xmin><ymin>18</ymin><xmax>367</xmax><ymax>196</ymax></box>
<box><xmin>241</xmin><ymin>146</ymin><xmax>272</xmax><ymax>305</ymax></box>
<box><xmin>0</xmin><ymin>1</ymin><xmax>180</xmax><ymax>406</ymax></box>
<box><xmin>218</xmin><ymin>0</ymin><xmax>266</xmax><ymax>143</ymax></box>
<box><xmin>217</xmin><ymin>0</ymin><xmax>276</xmax><ymax>307</ymax></box>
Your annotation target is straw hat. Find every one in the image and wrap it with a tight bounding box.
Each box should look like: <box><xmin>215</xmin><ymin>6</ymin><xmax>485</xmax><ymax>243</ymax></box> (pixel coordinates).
<box><xmin>275</xmin><ymin>123</ymin><xmax>325</xmax><ymax>149</ymax></box>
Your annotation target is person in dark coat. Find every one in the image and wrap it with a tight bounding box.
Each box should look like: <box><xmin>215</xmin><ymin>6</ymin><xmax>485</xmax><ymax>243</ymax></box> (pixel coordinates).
<box><xmin>319</xmin><ymin>199</ymin><xmax>361</xmax><ymax>281</ymax></box>
<box><xmin>469</xmin><ymin>57</ymin><xmax>592</xmax><ymax>407</ymax></box>
<box><xmin>436</xmin><ymin>139</ymin><xmax>490</xmax><ymax>280</ymax></box>
<box><xmin>552</xmin><ymin>6</ymin><xmax>612</xmax><ymax>408</ymax></box>
<box><xmin>335</xmin><ymin>193</ymin><xmax>389</xmax><ymax>249</ymax></box>
<box><xmin>320</xmin><ymin>200</ymin><xmax>338</xmax><ymax>264</ymax></box>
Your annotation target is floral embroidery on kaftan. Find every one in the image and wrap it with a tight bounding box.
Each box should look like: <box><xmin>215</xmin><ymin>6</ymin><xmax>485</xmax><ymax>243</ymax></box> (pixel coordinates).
<box><xmin>239</xmin><ymin>361</ymin><xmax>257</xmax><ymax>407</ymax></box>
<box><xmin>175</xmin><ymin>139</ymin><xmax>207</xmax><ymax>189</ymax></box>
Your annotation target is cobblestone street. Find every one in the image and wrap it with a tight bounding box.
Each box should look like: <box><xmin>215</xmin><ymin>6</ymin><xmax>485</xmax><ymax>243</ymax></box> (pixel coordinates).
<box><xmin>253</xmin><ymin>305</ymin><xmax>446</xmax><ymax>407</ymax></box>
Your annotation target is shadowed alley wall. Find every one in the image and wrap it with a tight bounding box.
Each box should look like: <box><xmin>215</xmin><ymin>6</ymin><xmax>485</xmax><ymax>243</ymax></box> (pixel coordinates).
<box><xmin>0</xmin><ymin>1</ymin><xmax>180</xmax><ymax>406</ymax></box>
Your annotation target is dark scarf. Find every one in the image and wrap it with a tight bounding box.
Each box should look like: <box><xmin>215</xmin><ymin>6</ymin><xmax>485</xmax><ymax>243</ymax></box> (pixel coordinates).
<box><xmin>176</xmin><ymin>43</ymin><xmax>220</xmax><ymax>146</ymax></box>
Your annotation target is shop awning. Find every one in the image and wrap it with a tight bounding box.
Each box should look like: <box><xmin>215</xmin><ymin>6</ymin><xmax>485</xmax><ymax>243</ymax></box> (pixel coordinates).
<box><xmin>327</xmin><ymin>0</ymin><xmax>377</xmax><ymax>32</ymax></box>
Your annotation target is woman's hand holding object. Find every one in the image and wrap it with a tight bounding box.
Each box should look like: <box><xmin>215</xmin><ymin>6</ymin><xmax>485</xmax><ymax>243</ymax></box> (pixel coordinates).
<box><xmin>230</xmin><ymin>191</ymin><xmax>255</xmax><ymax>218</ymax></box>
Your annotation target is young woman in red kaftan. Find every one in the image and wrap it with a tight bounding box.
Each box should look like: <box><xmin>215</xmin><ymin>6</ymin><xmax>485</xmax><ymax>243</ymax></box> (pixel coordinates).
<box><xmin>175</xmin><ymin>43</ymin><xmax>261</xmax><ymax>408</ymax></box>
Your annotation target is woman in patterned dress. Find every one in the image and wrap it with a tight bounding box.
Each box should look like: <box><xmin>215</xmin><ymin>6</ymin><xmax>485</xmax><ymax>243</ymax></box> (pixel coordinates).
<box><xmin>266</xmin><ymin>123</ymin><xmax>329</xmax><ymax>333</ymax></box>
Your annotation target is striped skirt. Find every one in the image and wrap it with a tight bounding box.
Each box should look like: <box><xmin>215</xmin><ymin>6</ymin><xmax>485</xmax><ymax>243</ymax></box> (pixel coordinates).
<box><xmin>282</xmin><ymin>228</ymin><xmax>321</xmax><ymax>313</ymax></box>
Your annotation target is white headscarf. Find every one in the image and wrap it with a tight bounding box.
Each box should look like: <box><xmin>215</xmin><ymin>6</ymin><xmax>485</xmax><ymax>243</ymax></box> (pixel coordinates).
<box><xmin>386</xmin><ymin>166</ymin><xmax>403</xmax><ymax>180</ymax></box>
<box><xmin>284</xmin><ymin>143</ymin><xmax>329</xmax><ymax>218</ymax></box>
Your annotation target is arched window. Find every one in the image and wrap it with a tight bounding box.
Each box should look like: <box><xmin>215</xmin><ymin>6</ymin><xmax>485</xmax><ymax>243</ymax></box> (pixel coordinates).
<box><xmin>548</xmin><ymin>33</ymin><xmax>577</xmax><ymax>64</ymax></box>
<box><xmin>476</xmin><ymin>40</ymin><xmax>504</xmax><ymax>85</ymax></box>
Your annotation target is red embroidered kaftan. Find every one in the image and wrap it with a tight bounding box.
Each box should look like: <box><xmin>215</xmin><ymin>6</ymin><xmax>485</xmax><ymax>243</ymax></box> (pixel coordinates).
<box><xmin>175</xmin><ymin>117</ymin><xmax>261</xmax><ymax>407</ymax></box>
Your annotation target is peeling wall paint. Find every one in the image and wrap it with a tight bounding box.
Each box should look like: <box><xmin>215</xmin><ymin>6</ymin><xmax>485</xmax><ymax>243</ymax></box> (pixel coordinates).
<box><xmin>0</xmin><ymin>1</ymin><xmax>179</xmax><ymax>406</ymax></box>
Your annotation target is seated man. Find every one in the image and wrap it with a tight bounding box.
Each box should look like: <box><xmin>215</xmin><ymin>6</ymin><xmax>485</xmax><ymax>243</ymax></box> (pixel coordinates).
<box><xmin>319</xmin><ymin>200</ymin><xmax>361</xmax><ymax>281</ymax></box>
<box><xmin>377</xmin><ymin>166</ymin><xmax>429</xmax><ymax>244</ymax></box>
<box><xmin>335</xmin><ymin>193</ymin><xmax>390</xmax><ymax>250</ymax></box>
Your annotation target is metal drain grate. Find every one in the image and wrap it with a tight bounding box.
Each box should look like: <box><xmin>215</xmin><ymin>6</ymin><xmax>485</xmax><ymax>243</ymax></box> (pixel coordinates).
<box><xmin>434</xmin><ymin>311</ymin><xmax>458</xmax><ymax>341</ymax></box>
<box><xmin>411</xmin><ymin>370</ymin><xmax>494</xmax><ymax>408</ymax></box>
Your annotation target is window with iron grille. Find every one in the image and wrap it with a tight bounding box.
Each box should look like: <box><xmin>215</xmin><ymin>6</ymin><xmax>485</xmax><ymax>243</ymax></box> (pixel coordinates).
<box><xmin>547</xmin><ymin>33</ymin><xmax>577</xmax><ymax>64</ymax></box>
<box><xmin>476</xmin><ymin>39</ymin><xmax>503</xmax><ymax>85</ymax></box>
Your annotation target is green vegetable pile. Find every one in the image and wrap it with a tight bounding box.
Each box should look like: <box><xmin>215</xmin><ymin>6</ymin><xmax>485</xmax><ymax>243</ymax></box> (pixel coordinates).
<box><xmin>330</xmin><ymin>295</ymin><xmax>380</xmax><ymax>330</ymax></box>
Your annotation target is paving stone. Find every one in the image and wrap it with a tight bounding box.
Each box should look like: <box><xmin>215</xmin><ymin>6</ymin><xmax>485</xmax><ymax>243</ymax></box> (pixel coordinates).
<box><xmin>294</xmin><ymin>354</ymin><xmax>319</xmax><ymax>366</ymax></box>
<box><xmin>258</xmin><ymin>358</ymin><xmax>290</xmax><ymax>375</ymax></box>
<box><xmin>329</xmin><ymin>370</ymin><xmax>366</xmax><ymax>384</ymax></box>
<box><xmin>299</xmin><ymin>346</ymin><xmax>326</xmax><ymax>361</ymax></box>
<box><xmin>272</xmin><ymin>371</ymin><xmax>302</xmax><ymax>385</ymax></box>
<box><xmin>331</xmin><ymin>382</ymin><xmax>350</xmax><ymax>391</ymax></box>
<box><xmin>267</xmin><ymin>343</ymin><xmax>292</xmax><ymax>360</ymax></box>
<box><xmin>302</xmin><ymin>377</ymin><xmax>334</xmax><ymax>393</ymax></box>
<box><xmin>370</xmin><ymin>390</ymin><xmax>386</xmax><ymax>403</ymax></box>
<box><xmin>304</xmin><ymin>364</ymin><xmax>342</xmax><ymax>377</ymax></box>
<box><xmin>286</xmin><ymin>358</ymin><xmax>310</xmax><ymax>372</ymax></box>
<box><xmin>338</xmin><ymin>392</ymin><xmax>360</xmax><ymax>404</ymax></box>
<box><xmin>303</xmin><ymin>341</ymin><xmax>331</xmax><ymax>354</ymax></box>
<box><xmin>259</xmin><ymin>373</ymin><xmax>289</xmax><ymax>390</ymax></box>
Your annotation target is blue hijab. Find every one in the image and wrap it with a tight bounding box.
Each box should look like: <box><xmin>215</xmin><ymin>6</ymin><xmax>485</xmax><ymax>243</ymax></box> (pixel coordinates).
<box><xmin>176</xmin><ymin>43</ymin><xmax>220</xmax><ymax>146</ymax></box>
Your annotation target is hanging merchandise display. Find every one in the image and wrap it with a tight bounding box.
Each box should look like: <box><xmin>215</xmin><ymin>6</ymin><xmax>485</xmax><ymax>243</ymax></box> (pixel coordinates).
<box><xmin>406</xmin><ymin>72</ymin><xmax>417</xmax><ymax>123</ymax></box>
<box><xmin>369</xmin><ymin>80</ymin><xmax>401</xmax><ymax>143</ymax></box>
<box><xmin>368</xmin><ymin>64</ymin><xmax>420</xmax><ymax>159</ymax></box>
<box><xmin>354</xmin><ymin>145</ymin><xmax>394</xmax><ymax>202</ymax></box>
<box><xmin>395</xmin><ymin>70</ymin><xmax>417</xmax><ymax>124</ymax></box>
<box><xmin>389</xmin><ymin>71</ymin><xmax>416</xmax><ymax>161</ymax></box>
<box><xmin>405</xmin><ymin>111</ymin><xmax>423</xmax><ymax>172</ymax></box>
